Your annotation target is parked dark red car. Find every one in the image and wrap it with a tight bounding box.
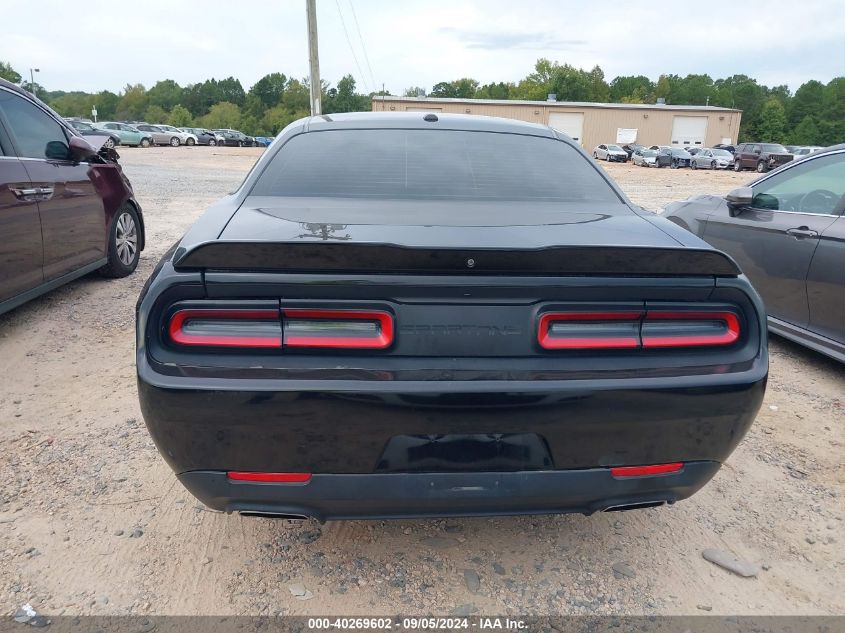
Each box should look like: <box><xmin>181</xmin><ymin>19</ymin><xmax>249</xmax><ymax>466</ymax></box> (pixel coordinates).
<box><xmin>0</xmin><ymin>79</ymin><xmax>145</xmax><ymax>316</ymax></box>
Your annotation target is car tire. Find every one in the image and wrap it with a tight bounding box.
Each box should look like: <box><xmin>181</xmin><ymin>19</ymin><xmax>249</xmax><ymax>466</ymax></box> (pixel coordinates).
<box><xmin>711</xmin><ymin>160</ymin><xmax>717</xmax><ymax>170</ymax></box>
<box><xmin>103</xmin><ymin>137</ymin><xmax>116</xmax><ymax>149</ymax></box>
<box><xmin>733</xmin><ymin>161</ymin><xmax>742</xmax><ymax>172</ymax></box>
<box><xmin>691</xmin><ymin>159</ymin><xmax>697</xmax><ymax>170</ymax></box>
<box><xmin>169</xmin><ymin>137</ymin><xmax>180</xmax><ymax>147</ymax></box>
<box><xmin>208</xmin><ymin>139</ymin><xmax>216</xmax><ymax>146</ymax></box>
<box><xmin>670</xmin><ymin>159</ymin><xmax>677</xmax><ymax>169</ymax></box>
<box><xmin>186</xmin><ymin>138</ymin><xmax>195</xmax><ymax>146</ymax></box>
<box><xmin>99</xmin><ymin>204</ymin><xmax>140</xmax><ymax>278</ymax></box>
<box><xmin>593</xmin><ymin>152</ymin><xmax>598</xmax><ymax>159</ymax></box>
<box><xmin>140</xmin><ymin>138</ymin><xmax>151</xmax><ymax>148</ymax></box>
<box><xmin>757</xmin><ymin>161</ymin><xmax>767</xmax><ymax>173</ymax></box>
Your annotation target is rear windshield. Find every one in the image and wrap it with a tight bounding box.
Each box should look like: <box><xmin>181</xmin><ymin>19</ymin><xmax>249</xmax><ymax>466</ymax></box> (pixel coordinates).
<box><xmin>251</xmin><ymin>129</ymin><xmax>621</xmax><ymax>202</ymax></box>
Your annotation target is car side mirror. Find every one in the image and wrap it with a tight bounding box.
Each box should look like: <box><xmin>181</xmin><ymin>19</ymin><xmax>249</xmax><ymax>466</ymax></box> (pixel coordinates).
<box><xmin>726</xmin><ymin>187</ymin><xmax>753</xmax><ymax>216</ymax></box>
<box><xmin>68</xmin><ymin>136</ymin><xmax>96</xmax><ymax>162</ymax></box>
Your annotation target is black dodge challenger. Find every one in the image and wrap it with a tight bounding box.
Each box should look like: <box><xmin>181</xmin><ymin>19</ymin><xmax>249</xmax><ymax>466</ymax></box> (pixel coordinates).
<box><xmin>137</xmin><ymin>112</ymin><xmax>768</xmax><ymax>521</ymax></box>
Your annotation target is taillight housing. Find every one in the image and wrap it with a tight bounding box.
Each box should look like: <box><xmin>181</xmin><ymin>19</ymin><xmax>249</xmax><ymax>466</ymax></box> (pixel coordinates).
<box><xmin>167</xmin><ymin>305</ymin><xmax>394</xmax><ymax>350</ymax></box>
<box><xmin>538</xmin><ymin>308</ymin><xmax>741</xmax><ymax>350</ymax></box>
<box><xmin>168</xmin><ymin>308</ymin><xmax>282</xmax><ymax>348</ymax></box>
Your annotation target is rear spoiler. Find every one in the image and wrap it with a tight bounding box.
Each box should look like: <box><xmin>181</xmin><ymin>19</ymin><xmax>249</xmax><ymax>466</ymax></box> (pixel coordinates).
<box><xmin>173</xmin><ymin>242</ymin><xmax>741</xmax><ymax>277</ymax></box>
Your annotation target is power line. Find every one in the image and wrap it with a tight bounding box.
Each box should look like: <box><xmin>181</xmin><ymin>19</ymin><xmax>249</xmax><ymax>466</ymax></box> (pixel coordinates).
<box><xmin>347</xmin><ymin>0</ymin><xmax>377</xmax><ymax>93</ymax></box>
<box><xmin>334</xmin><ymin>0</ymin><xmax>370</xmax><ymax>93</ymax></box>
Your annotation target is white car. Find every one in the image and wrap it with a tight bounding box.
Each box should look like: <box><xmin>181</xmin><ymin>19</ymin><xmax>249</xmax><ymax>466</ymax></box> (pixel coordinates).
<box><xmin>632</xmin><ymin>148</ymin><xmax>658</xmax><ymax>167</ymax></box>
<box><xmin>593</xmin><ymin>144</ymin><xmax>628</xmax><ymax>163</ymax></box>
<box><xmin>155</xmin><ymin>124</ymin><xmax>198</xmax><ymax>146</ymax></box>
<box><xmin>791</xmin><ymin>146</ymin><xmax>824</xmax><ymax>158</ymax></box>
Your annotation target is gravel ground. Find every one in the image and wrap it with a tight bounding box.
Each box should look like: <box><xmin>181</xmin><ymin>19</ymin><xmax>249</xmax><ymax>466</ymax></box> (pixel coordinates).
<box><xmin>0</xmin><ymin>147</ymin><xmax>843</xmax><ymax>617</ymax></box>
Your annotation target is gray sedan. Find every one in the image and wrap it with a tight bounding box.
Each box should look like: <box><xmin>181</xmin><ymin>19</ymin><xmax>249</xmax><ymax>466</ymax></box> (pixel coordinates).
<box><xmin>690</xmin><ymin>148</ymin><xmax>735</xmax><ymax>170</ymax></box>
<box><xmin>664</xmin><ymin>144</ymin><xmax>845</xmax><ymax>362</ymax></box>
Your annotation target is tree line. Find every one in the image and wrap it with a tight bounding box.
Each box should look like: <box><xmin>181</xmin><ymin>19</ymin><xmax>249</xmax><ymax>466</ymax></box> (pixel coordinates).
<box><xmin>1</xmin><ymin>58</ymin><xmax>842</xmax><ymax>145</ymax></box>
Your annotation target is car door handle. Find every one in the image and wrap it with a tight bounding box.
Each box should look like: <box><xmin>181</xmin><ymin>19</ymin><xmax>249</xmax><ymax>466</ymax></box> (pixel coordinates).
<box><xmin>786</xmin><ymin>227</ymin><xmax>819</xmax><ymax>239</ymax></box>
<box><xmin>9</xmin><ymin>186</ymin><xmax>40</xmax><ymax>200</ymax></box>
<box><xmin>37</xmin><ymin>186</ymin><xmax>54</xmax><ymax>200</ymax></box>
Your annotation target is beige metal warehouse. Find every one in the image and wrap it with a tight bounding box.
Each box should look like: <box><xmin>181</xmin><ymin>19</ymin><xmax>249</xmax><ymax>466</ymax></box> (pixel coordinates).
<box><xmin>371</xmin><ymin>96</ymin><xmax>742</xmax><ymax>150</ymax></box>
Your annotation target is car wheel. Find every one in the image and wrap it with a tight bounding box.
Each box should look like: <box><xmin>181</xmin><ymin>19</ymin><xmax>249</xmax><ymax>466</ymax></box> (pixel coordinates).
<box><xmin>593</xmin><ymin>152</ymin><xmax>598</xmax><ymax>159</ymax></box>
<box><xmin>103</xmin><ymin>137</ymin><xmax>116</xmax><ymax>149</ymax></box>
<box><xmin>100</xmin><ymin>204</ymin><xmax>140</xmax><ymax>278</ymax></box>
<box><xmin>733</xmin><ymin>161</ymin><xmax>742</xmax><ymax>172</ymax></box>
<box><xmin>140</xmin><ymin>138</ymin><xmax>151</xmax><ymax>148</ymax></box>
<box><xmin>711</xmin><ymin>160</ymin><xmax>717</xmax><ymax>170</ymax></box>
<box><xmin>670</xmin><ymin>159</ymin><xmax>677</xmax><ymax>169</ymax></box>
<box><xmin>691</xmin><ymin>159</ymin><xmax>697</xmax><ymax>170</ymax></box>
<box><xmin>757</xmin><ymin>161</ymin><xmax>767</xmax><ymax>173</ymax></box>
<box><xmin>186</xmin><ymin>138</ymin><xmax>195</xmax><ymax>146</ymax></box>
<box><xmin>169</xmin><ymin>137</ymin><xmax>180</xmax><ymax>147</ymax></box>
<box><xmin>208</xmin><ymin>139</ymin><xmax>216</xmax><ymax>146</ymax></box>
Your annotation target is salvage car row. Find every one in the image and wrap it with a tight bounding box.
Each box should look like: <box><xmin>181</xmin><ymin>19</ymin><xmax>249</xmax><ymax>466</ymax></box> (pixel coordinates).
<box><xmin>64</xmin><ymin>117</ymin><xmax>273</xmax><ymax>148</ymax></box>
<box><xmin>596</xmin><ymin>142</ymin><xmax>824</xmax><ymax>173</ymax></box>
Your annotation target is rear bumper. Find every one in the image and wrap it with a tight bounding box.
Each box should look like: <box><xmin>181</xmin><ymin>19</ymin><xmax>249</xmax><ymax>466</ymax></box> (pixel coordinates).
<box><xmin>180</xmin><ymin>461</ymin><xmax>721</xmax><ymax>520</ymax></box>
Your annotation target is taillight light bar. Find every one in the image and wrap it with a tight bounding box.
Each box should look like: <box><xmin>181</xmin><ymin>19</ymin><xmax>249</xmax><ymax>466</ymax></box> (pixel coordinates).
<box><xmin>167</xmin><ymin>307</ymin><xmax>394</xmax><ymax>350</ymax></box>
<box><xmin>538</xmin><ymin>309</ymin><xmax>741</xmax><ymax>350</ymax></box>
<box><xmin>538</xmin><ymin>312</ymin><xmax>643</xmax><ymax>350</ymax></box>
<box><xmin>641</xmin><ymin>311</ymin><xmax>740</xmax><ymax>348</ymax></box>
<box><xmin>282</xmin><ymin>309</ymin><xmax>393</xmax><ymax>349</ymax></box>
<box><xmin>168</xmin><ymin>309</ymin><xmax>282</xmax><ymax>348</ymax></box>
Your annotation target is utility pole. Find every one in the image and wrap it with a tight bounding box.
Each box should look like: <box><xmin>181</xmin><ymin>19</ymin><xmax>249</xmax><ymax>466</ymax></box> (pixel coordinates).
<box><xmin>29</xmin><ymin>67</ymin><xmax>40</xmax><ymax>97</ymax></box>
<box><xmin>306</xmin><ymin>0</ymin><xmax>321</xmax><ymax>115</ymax></box>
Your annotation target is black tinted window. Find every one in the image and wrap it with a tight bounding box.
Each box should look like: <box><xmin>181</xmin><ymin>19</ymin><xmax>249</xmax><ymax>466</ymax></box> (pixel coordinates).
<box><xmin>0</xmin><ymin>91</ymin><xmax>67</xmax><ymax>159</ymax></box>
<box><xmin>253</xmin><ymin>130</ymin><xmax>620</xmax><ymax>202</ymax></box>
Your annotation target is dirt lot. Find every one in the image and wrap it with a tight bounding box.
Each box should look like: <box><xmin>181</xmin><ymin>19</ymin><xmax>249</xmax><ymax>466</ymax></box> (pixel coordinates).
<box><xmin>1</xmin><ymin>148</ymin><xmax>843</xmax><ymax>617</ymax></box>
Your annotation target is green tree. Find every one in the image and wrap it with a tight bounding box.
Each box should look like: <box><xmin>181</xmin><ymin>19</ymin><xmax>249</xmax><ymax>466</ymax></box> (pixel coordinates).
<box><xmin>147</xmin><ymin>79</ymin><xmax>183</xmax><ymax>111</ymax></box>
<box><xmin>217</xmin><ymin>77</ymin><xmax>246</xmax><ymax>106</ymax></box>
<box><xmin>673</xmin><ymin>74</ymin><xmax>714</xmax><ymax>105</ymax></box>
<box><xmin>756</xmin><ymin>97</ymin><xmax>787</xmax><ymax>141</ymax></box>
<box><xmin>587</xmin><ymin>65</ymin><xmax>610</xmax><ymax>102</ymax></box>
<box><xmin>282</xmin><ymin>79</ymin><xmax>310</xmax><ymax>112</ymax></box>
<box><xmin>143</xmin><ymin>104</ymin><xmax>169</xmax><ymax>123</ymax></box>
<box><xmin>788</xmin><ymin>80</ymin><xmax>825</xmax><ymax>129</ymax></box>
<box><xmin>94</xmin><ymin>91</ymin><xmax>120</xmax><ymax>121</ymax></box>
<box><xmin>609</xmin><ymin>75</ymin><xmax>654</xmax><ymax>103</ymax></box>
<box><xmin>790</xmin><ymin>115</ymin><xmax>821</xmax><ymax>145</ymax></box>
<box><xmin>549</xmin><ymin>65</ymin><xmax>591</xmax><ymax>102</ymax></box>
<box><xmin>429</xmin><ymin>81</ymin><xmax>457</xmax><ymax>98</ymax></box>
<box><xmin>325</xmin><ymin>74</ymin><xmax>369</xmax><ymax>113</ymax></box>
<box><xmin>116</xmin><ymin>84</ymin><xmax>148</xmax><ymax>121</ymax></box>
<box><xmin>0</xmin><ymin>61</ymin><xmax>21</xmax><ymax>83</ymax></box>
<box><xmin>820</xmin><ymin>77</ymin><xmax>845</xmax><ymax>142</ymax></box>
<box><xmin>249</xmin><ymin>72</ymin><xmax>287</xmax><ymax>109</ymax></box>
<box><xmin>168</xmin><ymin>104</ymin><xmax>193</xmax><ymax>127</ymax></box>
<box><xmin>199</xmin><ymin>101</ymin><xmax>241</xmax><ymax>129</ymax></box>
<box><xmin>476</xmin><ymin>82</ymin><xmax>513</xmax><ymax>100</ymax></box>
<box><xmin>403</xmin><ymin>86</ymin><xmax>425</xmax><ymax>97</ymax></box>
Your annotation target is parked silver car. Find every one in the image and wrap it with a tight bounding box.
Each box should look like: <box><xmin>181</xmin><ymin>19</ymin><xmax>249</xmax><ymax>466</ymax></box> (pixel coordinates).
<box><xmin>690</xmin><ymin>148</ymin><xmax>735</xmax><ymax>170</ymax></box>
<box><xmin>135</xmin><ymin>124</ymin><xmax>183</xmax><ymax>147</ymax></box>
<box><xmin>792</xmin><ymin>146</ymin><xmax>824</xmax><ymax>158</ymax></box>
<box><xmin>665</xmin><ymin>144</ymin><xmax>845</xmax><ymax>362</ymax></box>
<box><xmin>156</xmin><ymin>124</ymin><xmax>197</xmax><ymax>146</ymax></box>
<box><xmin>592</xmin><ymin>144</ymin><xmax>628</xmax><ymax>162</ymax></box>
<box><xmin>632</xmin><ymin>148</ymin><xmax>658</xmax><ymax>167</ymax></box>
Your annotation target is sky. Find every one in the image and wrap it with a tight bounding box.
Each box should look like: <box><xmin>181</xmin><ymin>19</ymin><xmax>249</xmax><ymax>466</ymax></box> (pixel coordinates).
<box><xmin>2</xmin><ymin>0</ymin><xmax>843</xmax><ymax>96</ymax></box>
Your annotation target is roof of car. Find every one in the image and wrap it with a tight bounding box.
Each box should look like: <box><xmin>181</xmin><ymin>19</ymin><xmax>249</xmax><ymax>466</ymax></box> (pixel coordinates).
<box><xmin>305</xmin><ymin>112</ymin><xmax>557</xmax><ymax>137</ymax></box>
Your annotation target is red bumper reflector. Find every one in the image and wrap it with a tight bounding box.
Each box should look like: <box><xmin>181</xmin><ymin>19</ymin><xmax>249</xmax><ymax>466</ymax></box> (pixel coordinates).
<box><xmin>227</xmin><ymin>472</ymin><xmax>312</xmax><ymax>483</ymax></box>
<box><xmin>282</xmin><ymin>309</ymin><xmax>394</xmax><ymax>349</ymax></box>
<box><xmin>610</xmin><ymin>463</ymin><xmax>684</xmax><ymax>478</ymax></box>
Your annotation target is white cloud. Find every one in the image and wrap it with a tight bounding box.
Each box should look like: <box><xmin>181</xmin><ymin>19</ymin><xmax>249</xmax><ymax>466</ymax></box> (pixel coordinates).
<box><xmin>1</xmin><ymin>0</ymin><xmax>842</xmax><ymax>94</ymax></box>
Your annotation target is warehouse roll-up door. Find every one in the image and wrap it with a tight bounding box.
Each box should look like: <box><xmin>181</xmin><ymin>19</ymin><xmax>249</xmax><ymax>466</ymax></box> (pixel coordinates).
<box><xmin>548</xmin><ymin>112</ymin><xmax>584</xmax><ymax>145</ymax></box>
<box><xmin>671</xmin><ymin>116</ymin><xmax>708</xmax><ymax>146</ymax></box>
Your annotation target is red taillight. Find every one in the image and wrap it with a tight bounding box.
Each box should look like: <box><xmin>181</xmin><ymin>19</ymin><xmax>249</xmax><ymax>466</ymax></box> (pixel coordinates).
<box><xmin>538</xmin><ymin>309</ymin><xmax>741</xmax><ymax>350</ymax></box>
<box><xmin>168</xmin><ymin>309</ymin><xmax>282</xmax><ymax>348</ymax></box>
<box><xmin>227</xmin><ymin>472</ymin><xmax>312</xmax><ymax>483</ymax></box>
<box><xmin>642</xmin><ymin>311</ymin><xmax>740</xmax><ymax>348</ymax></box>
<box><xmin>282</xmin><ymin>309</ymin><xmax>394</xmax><ymax>349</ymax></box>
<box><xmin>610</xmin><ymin>463</ymin><xmax>683</xmax><ymax>478</ymax></box>
<box><xmin>537</xmin><ymin>312</ymin><xmax>643</xmax><ymax>350</ymax></box>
